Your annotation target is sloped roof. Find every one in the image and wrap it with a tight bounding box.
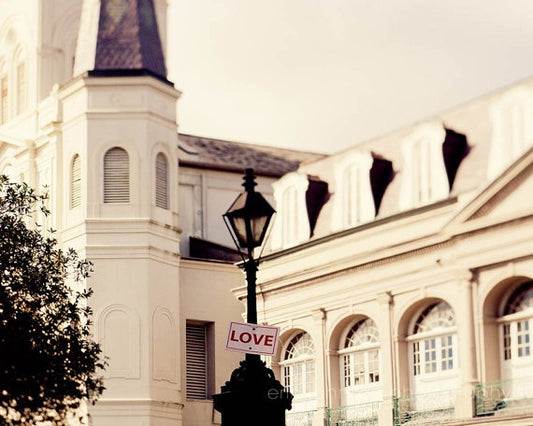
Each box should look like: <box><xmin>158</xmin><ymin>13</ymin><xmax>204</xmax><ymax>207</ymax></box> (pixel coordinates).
<box><xmin>94</xmin><ymin>0</ymin><xmax>166</xmax><ymax>79</ymax></box>
<box><xmin>297</xmin><ymin>77</ymin><xmax>533</xmax><ymax>240</ymax></box>
<box><xmin>178</xmin><ymin>134</ymin><xmax>324</xmax><ymax>177</ymax></box>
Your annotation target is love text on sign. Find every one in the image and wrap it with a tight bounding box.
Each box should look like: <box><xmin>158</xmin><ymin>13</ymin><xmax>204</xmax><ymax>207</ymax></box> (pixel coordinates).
<box><xmin>225</xmin><ymin>322</ymin><xmax>280</xmax><ymax>356</ymax></box>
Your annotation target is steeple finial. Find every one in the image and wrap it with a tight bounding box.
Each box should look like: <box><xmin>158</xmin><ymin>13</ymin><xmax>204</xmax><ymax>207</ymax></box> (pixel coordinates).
<box><xmin>74</xmin><ymin>0</ymin><xmax>167</xmax><ymax>81</ymax></box>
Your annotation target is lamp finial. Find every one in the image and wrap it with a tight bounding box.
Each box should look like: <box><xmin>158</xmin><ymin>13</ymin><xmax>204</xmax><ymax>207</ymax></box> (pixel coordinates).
<box><xmin>243</xmin><ymin>168</ymin><xmax>257</xmax><ymax>192</ymax></box>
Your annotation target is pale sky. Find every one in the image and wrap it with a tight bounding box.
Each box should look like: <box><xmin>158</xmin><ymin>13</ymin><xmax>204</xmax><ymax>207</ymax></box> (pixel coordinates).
<box><xmin>167</xmin><ymin>0</ymin><xmax>533</xmax><ymax>154</ymax></box>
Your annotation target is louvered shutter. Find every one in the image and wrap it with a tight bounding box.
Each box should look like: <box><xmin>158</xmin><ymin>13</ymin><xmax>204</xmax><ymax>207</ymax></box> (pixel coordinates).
<box><xmin>104</xmin><ymin>147</ymin><xmax>129</xmax><ymax>203</ymax></box>
<box><xmin>155</xmin><ymin>153</ymin><xmax>169</xmax><ymax>209</ymax></box>
<box><xmin>71</xmin><ymin>155</ymin><xmax>81</xmax><ymax>208</ymax></box>
<box><xmin>186</xmin><ymin>323</ymin><xmax>208</xmax><ymax>399</ymax></box>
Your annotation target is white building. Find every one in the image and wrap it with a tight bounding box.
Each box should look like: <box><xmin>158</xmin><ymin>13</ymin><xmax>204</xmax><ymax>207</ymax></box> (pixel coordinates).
<box><xmin>259</xmin><ymin>87</ymin><xmax>533</xmax><ymax>426</ymax></box>
<box><xmin>1</xmin><ymin>1</ymin><xmax>532</xmax><ymax>426</ymax></box>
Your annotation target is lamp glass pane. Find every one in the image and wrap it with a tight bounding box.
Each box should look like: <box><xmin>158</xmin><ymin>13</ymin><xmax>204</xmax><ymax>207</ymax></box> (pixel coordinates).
<box><xmin>250</xmin><ymin>215</ymin><xmax>268</xmax><ymax>245</ymax></box>
<box><xmin>230</xmin><ymin>216</ymin><xmax>248</xmax><ymax>247</ymax></box>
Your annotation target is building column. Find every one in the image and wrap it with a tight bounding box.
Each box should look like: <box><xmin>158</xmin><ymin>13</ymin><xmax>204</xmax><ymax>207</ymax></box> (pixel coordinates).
<box><xmin>377</xmin><ymin>292</ymin><xmax>395</xmax><ymax>426</ymax></box>
<box><xmin>454</xmin><ymin>270</ymin><xmax>478</xmax><ymax>419</ymax></box>
<box><xmin>312</xmin><ymin>308</ymin><xmax>328</xmax><ymax>426</ymax></box>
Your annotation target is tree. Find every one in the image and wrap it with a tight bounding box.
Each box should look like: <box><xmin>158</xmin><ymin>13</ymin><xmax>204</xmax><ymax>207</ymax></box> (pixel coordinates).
<box><xmin>0</xmin><ymin>176</ymin><xmax>105</xmax><ymax>425</ymax></box>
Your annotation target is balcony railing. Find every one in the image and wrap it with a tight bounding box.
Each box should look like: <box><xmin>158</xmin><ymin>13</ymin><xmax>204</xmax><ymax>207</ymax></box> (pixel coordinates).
<box><xmin>474</xmin><ymin>377</ymin><xmax>533</xmax><ymax>418</ymax></box>
<box><xmin>286</xmin><ymin>409</ymin><xmax>316</xmax><ymax>426</ymax></box>
<box><xmin>393</xmin><ymin>389</ymin><xmax>457</xmax><ymax>425</ymax></box>
<box><xmin>326</xmin><ymin>401</ymin><xmax>381</xmax><ymax>426</ymax></box>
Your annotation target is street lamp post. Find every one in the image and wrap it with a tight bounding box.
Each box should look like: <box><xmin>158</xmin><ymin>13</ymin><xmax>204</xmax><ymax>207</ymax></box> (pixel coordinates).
<box><xmin>213</xmin><ymin>168</ymin><xmax>293</xmax><ymax>426</ymax></box>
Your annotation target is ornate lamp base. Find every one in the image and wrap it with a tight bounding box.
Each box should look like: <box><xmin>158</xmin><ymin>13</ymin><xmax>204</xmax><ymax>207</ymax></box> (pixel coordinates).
<box><xmin>213</xmin><ymin>356</ymin><xmax>293</xmax><ymax>426</ymax></box>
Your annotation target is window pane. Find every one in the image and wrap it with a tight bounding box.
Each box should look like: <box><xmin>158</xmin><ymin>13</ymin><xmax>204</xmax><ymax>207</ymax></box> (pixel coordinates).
<box><xmin>414</xmin><ymin>302</ymin><xmax>456</xmax><ymax>334</ymax></box>
<box><xmin>306</xmin><ymin>360</ymin><xmax>315</xmax><ymax>393</ymax></box>
<box><xmin>517</xmin><ymin>320</ymin><xmax>531</xmax><ymax>358</ymax></box>
<box><xmin>424</xmin><ymin>338</ymin><xmax>437</xmax><ymax>373</ymax></box>
<box><xmin>413</xmin><ymin>341</ymin><xmax>421</xmax><ymax>375</ymax></box>
<box><xmin>283</xmin><ymin>366</ymin><xmax>291</xmax><ymax>392</ymax></box>
<box><xmin>293</xmin><ymin>363</ymin><xmax>303</xmax><ymax>394</ymax></box>
<box><xmin>503</xmin><ymin>323</ymin><xmax>511</xmax><ymax>360</ymax></box>
<box><xmin>368</xmin><ymin>349</ymin><xmax>380</xmax><ymax>383</ymax></box>
<box><xmin>441</xmin><ymin>335</ymin><xmax>453</xmax><ymax>370</ymax></box>
<box><xmin>345</xmin><ymin>318</ymin><xmax>379</xmax><ymax>347</ymax></box>
<box><xmin>353</xmin><ymin>352</ymin><xmax>365</xmax><ymax>385</ymax></box>
<box><xmin>343</xmin><ymin>355</ymin><xmax>351</xmax><ymax>387</ymax></box>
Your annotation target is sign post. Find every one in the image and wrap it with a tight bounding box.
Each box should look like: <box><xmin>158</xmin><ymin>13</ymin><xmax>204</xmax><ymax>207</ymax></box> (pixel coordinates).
<box><xmin>225</xmin><ymin>322</ymin><xmax>280</xmax><ymax>356</ymax></box>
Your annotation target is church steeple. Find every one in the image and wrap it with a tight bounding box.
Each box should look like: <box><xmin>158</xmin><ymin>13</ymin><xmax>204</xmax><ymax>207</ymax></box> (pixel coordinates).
<box><xmin>74</xmin><ymin>0</ymin><xmax>167</xmax><ymax>81</ymax></box>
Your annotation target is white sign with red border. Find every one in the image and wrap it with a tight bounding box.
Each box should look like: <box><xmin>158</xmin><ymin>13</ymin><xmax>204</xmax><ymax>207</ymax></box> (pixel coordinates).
<box><xmin>225</xmin><ymin>322</ymin><xmax>280</xmax><ymax>356</ymax></box>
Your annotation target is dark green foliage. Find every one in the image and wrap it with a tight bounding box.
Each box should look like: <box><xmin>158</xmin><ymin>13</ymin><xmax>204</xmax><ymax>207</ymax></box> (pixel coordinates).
<box><xmin>0</xmin><ymin>176</ymin><xmax>105</xmax><ymax>425</ymax></box>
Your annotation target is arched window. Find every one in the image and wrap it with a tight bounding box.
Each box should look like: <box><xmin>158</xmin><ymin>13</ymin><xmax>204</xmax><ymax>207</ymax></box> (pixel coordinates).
<box><xmin>281</xmin><ymin>332</ymin><xmax>315</xmax><ymax>397</ymax></box>
<box><xmin>15</xmin><ymin>50</ymin><xmax>26</xmax><ymax>115</ymax></box>
<box><xmin>70</xmin><ymin>154</ymin><xmax>81</xmax><ymax>209</ymax></box>
<box><xmin>155</xmin><ymin>152</ymin><xmax>169</xmax><ymax>209</ymax></box>
<box><xmin>0</xmin><ymin>61</ymin><xmax>7</xmax><ymax>124</ymax></box>
<box><xmin>341</xmin><ymin>318</ymin><xmax>380</xmax><ymax>388</ymax></box>
<box><xmin>407</xmin><ymin>301</ymin><xmax>459</xmax><ymax>410</ymax></box>
<box><xmin>498</xmin><ymin>280</ymin><xmax>533</xmax><ymax>400</ymax></box>
<box><xmin>410</xmin><ymin>302</ymin><xmax>456</xmax><ymax>376</ymax></box>
<box><xmin>104</xmin><ymin>147</ymin><xmax>129</xmax><ymax>203</ymax></box>
<box><xmin>501</xmin><ymin>281</ymin><xmax>533</xmax><ymax>362</ymax></box>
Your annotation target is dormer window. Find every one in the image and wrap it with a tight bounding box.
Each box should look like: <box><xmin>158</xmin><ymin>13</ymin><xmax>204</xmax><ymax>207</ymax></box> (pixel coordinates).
<box><xmin>333</xmin><ymin>151</ymin><xmax>375</xmax><ymax>230</ymax></box>
<box><xmin>271</xmin><ymin>172</ymin><xmax>310</xmax><ymax>249</ymax></box>
<box><xmin>400</xmin><ymin>124</ymin><xmax>449</xmax><ymax>210</ymax></box>
<box><xmin>488</xmin><ymin>89</ymin><xmax>533</xmax><ymax>178</ymax></box>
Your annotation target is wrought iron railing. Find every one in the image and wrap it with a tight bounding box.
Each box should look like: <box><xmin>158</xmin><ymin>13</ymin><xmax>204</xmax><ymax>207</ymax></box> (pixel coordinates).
<box><xmin>393</xmin><ymin>389</ymin><xmax>457</xmax><ymax>425</ymax></box>
<box><xmin>474</xmin><ymin>377</ymin><xmax>533</xmax><ymax>417</ymax></box>
<box><xmin>286</xmin><ymin>409</ymin><xmax>316</xmax><ymax>426</ymax></box>
<box><xmin>326</xmin><ymin>401</ymin><xmax>381</xmax><ymax>426</ymax></box>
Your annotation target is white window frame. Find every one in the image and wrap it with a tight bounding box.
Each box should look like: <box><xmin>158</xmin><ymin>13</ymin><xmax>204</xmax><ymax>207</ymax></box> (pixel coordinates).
<box><xmin>338</xmin><ymin>318</ymin><xmax>381</xmax><ymax>388</ymax></box>
<box><xmin>408</xmin><ymin>331</ymin><xmax>458</xmax><ymax>376</ymax></box>
<box><xmin>408</xmin><ymin>302</ymin><xmax>458</xmax><ymax>379</ymax></box>
<box><xmin>499</xmin><ymin>283</ymin><xmax>533</xmax><ymax>365</ymax></box>
<box><xmin>280</xmin><ymin>332</ymin><xmax>316</xmax><ymax>398</ymax></box>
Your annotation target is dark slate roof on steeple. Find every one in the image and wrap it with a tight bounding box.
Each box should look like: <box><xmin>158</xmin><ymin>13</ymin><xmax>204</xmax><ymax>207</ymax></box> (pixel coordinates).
<box><xmin>94</xmin><ymin>0</ymin><xmax>166</xmax><ymax>79</ymax></box>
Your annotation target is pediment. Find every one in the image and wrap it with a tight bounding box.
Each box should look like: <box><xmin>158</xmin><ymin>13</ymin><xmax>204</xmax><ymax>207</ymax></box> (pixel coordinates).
<box><xmin>446</xmin><ymin>147</ymin><xmax>533</xmax><ymax>229</ymax></box>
